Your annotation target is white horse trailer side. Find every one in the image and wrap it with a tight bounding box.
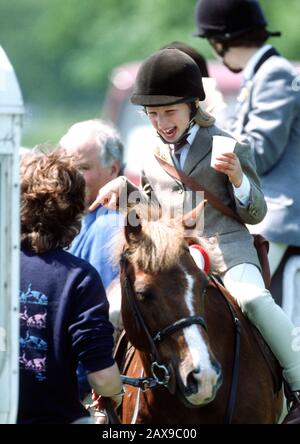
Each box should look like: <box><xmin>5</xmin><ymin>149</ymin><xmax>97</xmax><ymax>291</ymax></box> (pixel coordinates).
<box><xmin>0</xmin><ymin>46</ymin><xmax>23</xmax><ymax>424</ymax></box>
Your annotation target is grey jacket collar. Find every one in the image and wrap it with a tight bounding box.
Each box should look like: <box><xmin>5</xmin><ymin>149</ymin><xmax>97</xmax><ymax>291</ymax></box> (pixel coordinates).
<box><xmin>183</xmin><ymin>126</ymin><xmax>212</xmax><ymax>175</ymax></box>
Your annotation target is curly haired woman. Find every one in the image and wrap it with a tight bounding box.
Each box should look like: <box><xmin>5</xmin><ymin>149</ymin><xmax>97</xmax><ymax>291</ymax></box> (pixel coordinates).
<box><xmin>18</xmin><ymin>148</ymin><xmax>122</xmax><ymax>424</ymax></box>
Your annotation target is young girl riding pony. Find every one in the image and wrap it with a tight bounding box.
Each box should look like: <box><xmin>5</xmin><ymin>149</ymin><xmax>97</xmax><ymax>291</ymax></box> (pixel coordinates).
<box><xmin>90</xmin><ymin>48</ymin><xmax>300</xmax><ymax>424</ymax></box>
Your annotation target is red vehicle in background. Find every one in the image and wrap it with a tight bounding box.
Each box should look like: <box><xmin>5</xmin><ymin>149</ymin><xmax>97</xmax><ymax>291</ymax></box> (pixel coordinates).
<box><xmin>102</xmin><ymin>60</ymin><xmax>243</xmax><ymax>184</ymax></box>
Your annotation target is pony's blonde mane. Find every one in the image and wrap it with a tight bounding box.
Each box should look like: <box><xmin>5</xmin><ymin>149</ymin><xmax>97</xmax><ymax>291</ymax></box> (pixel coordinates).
<box><xmin>126</xmin><ymin>218</ymin><xmax>186</xmax><ymax>273</ymax></box>
<box><xmin>109</xmin><ymin>204</ymin><xmax>218</xmax><ymax>274</ymax></box>
<box><xmin>110</xmin><ymin>204</ymin><xmax>186</xmax><ymax>273</ymax></box>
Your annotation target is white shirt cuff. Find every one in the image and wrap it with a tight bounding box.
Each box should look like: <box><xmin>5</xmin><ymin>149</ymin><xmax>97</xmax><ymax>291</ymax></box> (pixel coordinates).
<box><xmin>233</xmin><ymin>174</ymin><xmax>251</xmax><ymax>205</ymax></box>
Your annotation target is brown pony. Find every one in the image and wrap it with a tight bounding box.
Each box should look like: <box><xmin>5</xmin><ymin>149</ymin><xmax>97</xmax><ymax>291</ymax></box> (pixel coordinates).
<box><xmin>115</xmin><ymin>207</ymin><xmax>284</xmax><ymax>424</ymax></box>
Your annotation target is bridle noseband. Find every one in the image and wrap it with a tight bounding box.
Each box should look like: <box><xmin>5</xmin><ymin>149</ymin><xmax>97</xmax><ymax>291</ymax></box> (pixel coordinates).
<box><xmin>153</xmin><ymin>315</ymin><xmax>207</xmax><ymax>345</ymax></box>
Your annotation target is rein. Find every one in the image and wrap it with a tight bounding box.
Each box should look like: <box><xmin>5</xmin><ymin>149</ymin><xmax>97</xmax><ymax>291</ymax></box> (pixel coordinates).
<box><xmin>209</xmin><ymin>275</ymin><xmax>241</xmax><ymax>424</ymax></box>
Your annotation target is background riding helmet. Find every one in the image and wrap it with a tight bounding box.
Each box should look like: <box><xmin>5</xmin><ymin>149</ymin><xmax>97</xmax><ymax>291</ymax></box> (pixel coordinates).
<box><xmin>160</xmin><ymin>41</ymin><xmax>209</xmax><ymax>77</ymax></box>
<box><xmin>194</xmin><ymin>0</ymin><xmax>281</xmax><ymax>42</ymax></box>
<box><xmin>130</xmin><ymin>48</ymin><xmax>206</xmax><ymax>107</ymax></box>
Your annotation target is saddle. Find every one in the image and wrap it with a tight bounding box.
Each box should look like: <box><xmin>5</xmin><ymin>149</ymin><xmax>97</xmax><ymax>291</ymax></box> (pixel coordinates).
<box><xmin>251</xmin><ymin>325</ymin><xmax>282</xmax><ymax>394</ymax></box>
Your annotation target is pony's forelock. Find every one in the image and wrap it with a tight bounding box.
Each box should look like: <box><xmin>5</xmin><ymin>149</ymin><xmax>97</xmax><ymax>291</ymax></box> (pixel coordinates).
<box><xmin>109</xmin><ymin>204</ymin><xmax>217</xmax><ymax>274</ymax></box>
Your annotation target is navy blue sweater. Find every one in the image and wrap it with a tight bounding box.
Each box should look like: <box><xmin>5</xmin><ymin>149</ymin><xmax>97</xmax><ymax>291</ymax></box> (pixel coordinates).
<box><xmin>18</xmin><ymin>248</ymin><xmax>115</xmax><ymax>424</ymax></box>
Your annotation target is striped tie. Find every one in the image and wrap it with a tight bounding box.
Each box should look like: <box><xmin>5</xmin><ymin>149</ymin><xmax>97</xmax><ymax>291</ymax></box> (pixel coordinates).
<box><xmin>173</xmin><ymin>135</ymin><xmax>189</xmax><ymax>165</ymax></box>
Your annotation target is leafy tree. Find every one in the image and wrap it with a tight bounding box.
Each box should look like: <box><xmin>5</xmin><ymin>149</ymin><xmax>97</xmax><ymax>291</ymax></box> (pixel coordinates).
<box><xmin>1</xmin><ymin>0</ymin><xmax>299</xmax><ymax>108</ymax></box>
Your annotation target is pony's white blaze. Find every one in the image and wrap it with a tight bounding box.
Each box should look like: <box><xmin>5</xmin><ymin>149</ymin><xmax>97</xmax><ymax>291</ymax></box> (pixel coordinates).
<box><xmin>181</xmin><ymin>269</ymin><xmax>219</xmax><ymax>404</ymax></box>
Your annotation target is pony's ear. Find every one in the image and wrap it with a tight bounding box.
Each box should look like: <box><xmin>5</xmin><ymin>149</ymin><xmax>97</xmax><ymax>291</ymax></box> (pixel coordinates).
<box><xmin>125</xmin><ymin>209</ymin><xmax>142</xmax><ymax>243</ymax></box>
<box><xmin>182</xmin><ymin>199</ymin><xmax>206</xmax><ymax>229</ymax></box>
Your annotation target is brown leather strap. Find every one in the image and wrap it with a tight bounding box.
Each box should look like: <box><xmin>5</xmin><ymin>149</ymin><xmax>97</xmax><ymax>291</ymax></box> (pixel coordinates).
<box><xmin>253</xmin><ymin>234</ymin><xmax>271</xmax><ymax>288</ymax></box>
<box><xmin>154</xmin><ymin>152</ymin><xmax>271</xmax><ymax>288</ymax></box>
<box><xmin>154</xmin><ymin>153</ymin><xmax>244</xmax><ymax>224</ymax></box>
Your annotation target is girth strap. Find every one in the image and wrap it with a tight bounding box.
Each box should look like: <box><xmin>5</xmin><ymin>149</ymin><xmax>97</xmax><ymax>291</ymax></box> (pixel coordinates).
<box><xmin>209</xmin><ymin>275</ymin><xmax>241</xmax><ymax>424</ymax></box>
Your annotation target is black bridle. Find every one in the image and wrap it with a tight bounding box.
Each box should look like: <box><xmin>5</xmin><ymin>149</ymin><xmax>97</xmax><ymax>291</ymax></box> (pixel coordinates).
<box><xmin>120</xmin><ymin>253</ymin><xmax>208</xmax><ymax>392</ymax></box>
<box><xmin>119</xmin><ymin>254</ymin><xmax>241</xmax><ymax>425</ymax></box>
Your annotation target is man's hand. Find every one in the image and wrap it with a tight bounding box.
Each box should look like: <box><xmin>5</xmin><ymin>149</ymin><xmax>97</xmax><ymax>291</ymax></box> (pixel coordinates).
<box><xmin>89</xmin><ymin>176</ymin><xmax>127</xmax><ymax>211</ymax></box>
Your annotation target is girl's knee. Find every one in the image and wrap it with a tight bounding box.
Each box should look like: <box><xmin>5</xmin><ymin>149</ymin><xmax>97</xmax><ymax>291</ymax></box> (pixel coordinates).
<box><xmin>241</xmin><ymin>290</ymin><xmax>274</xmax><ymax>319</ymax></box>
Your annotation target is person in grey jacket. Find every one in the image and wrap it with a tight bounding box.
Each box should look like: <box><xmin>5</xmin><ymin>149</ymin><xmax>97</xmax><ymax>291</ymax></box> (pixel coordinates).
<box><xmin>194</xmin><ymin>0</ymin><xmax>300</xmax><ymax>277</ymax></box>
<box><xmin>90</xmin><ymin>47</ymin><xmax>300</xmax><ymax>424</ymax></box>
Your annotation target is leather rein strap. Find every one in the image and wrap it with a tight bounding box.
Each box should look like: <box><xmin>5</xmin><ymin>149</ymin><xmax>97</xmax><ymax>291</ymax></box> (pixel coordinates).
<box><xmin>209</xmin><ymin>275</ymin><xmax>241</xmax><ymax>424</ymax></box>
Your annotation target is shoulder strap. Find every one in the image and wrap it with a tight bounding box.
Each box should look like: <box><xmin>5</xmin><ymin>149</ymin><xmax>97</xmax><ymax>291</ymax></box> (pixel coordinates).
<box><xmin>154</xmin><ymin>152</ymin><xmax>244</xmax><ymax>224</ymax></box>
<box><xmin>253</xmin><ymin>47</ymin><xmax>280</xmax><ymax>75</ymax></box>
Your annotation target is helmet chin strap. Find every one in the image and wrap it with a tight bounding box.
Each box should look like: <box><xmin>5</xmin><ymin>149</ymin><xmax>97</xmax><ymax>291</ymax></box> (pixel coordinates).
<box><xmin>222</xmin><ymin>61</ymin><xmax>243</xmax><ymax>74</ymax></box>
<box><xmin>214</xmin><ymin>43</ymin><xmax>243</xmax><ymax>74</ymax></box>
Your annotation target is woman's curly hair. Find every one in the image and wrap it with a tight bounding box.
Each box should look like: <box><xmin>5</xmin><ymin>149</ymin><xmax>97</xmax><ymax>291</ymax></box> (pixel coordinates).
<box><xmin>20</xmin><ymin>148</ymin><xmax>86</xmax><ymax>253</ymax></box>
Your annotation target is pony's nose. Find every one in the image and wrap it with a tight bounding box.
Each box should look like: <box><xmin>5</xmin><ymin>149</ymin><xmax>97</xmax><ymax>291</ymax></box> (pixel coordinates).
<box><xmin>186</xmin><ymin>361</ymin><xmax>222</xmax><ymax>396</ymax></box>
<box><xmin>186</xmin><ymin>366</ymin><xmax>206</xmax><ymax>395</ymax></box>
<box><xmin>186</xmin><ymin>366</ymin><xmax>201</xmax><ymax>394</ymax></box>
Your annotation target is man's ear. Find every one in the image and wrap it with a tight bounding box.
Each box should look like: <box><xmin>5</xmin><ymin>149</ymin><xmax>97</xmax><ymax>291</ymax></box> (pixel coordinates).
<box><xmin>110</xmin><ymin>161</ymin><xmax>120</xmax><ymax>179</ymax></box>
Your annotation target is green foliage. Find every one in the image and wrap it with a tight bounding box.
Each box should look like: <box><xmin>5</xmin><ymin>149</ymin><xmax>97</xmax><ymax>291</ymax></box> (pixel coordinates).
<box><xmin>1</xmin><ymin>0</ymin><xmax>300</xmax><ymax>132</ymax></box>
<box><xmin>0</xmin><ymin>0</ymin><xmax>209</xmax><ymax>106</ymax></box>
<box><xmin>260</xmin><ymin>0</ymin><xmax>300</xmax><ymax>60</ymax></box>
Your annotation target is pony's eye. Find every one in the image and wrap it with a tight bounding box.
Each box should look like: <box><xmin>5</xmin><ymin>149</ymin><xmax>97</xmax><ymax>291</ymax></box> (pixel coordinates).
<box><xmin>135</xmin><ymin>291</ymin><xmax>145</xmax><ymax>301</ymax></box>
<box><xmin>135</xmin><ymin>290</ymin><xmax>153</xmax><ymax>302</ymax></box>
